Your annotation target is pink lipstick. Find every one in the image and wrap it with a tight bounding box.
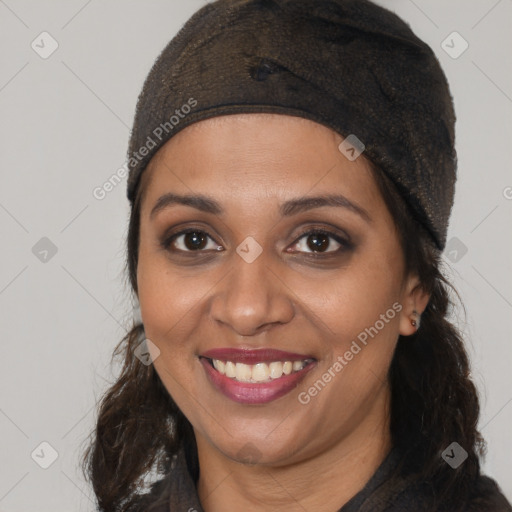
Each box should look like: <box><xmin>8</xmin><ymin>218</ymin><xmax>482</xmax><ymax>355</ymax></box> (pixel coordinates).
<box><xmin>199</xmin><ymin>348</ymin><xmax>316</xmax><ymax>404</ymax></box>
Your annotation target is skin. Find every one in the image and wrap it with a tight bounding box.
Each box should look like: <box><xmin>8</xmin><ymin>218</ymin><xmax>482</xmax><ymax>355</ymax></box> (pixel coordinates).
<box><xmin>136</xmin><ymin>113</ymin><xmax>429</xmax><ymax>511</ymax></box>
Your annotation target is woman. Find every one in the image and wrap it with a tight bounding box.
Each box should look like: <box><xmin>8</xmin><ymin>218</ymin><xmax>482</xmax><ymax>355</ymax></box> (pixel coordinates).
<box><xmin>82</xmin><ymin>0</ymin><xmax>511</xmax><ymax>510</ymax></box>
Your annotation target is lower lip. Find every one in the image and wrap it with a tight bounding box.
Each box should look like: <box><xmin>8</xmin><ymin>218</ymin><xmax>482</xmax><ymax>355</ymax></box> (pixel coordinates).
<box><xmin>200</xmin><ymin>358</ymin><xmax>316</xmax><ymax>404</ymax></box>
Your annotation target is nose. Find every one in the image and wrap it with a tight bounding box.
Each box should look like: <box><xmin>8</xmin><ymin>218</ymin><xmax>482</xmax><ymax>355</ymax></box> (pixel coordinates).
<box><xmin>210</xmin><ymin>246</ymin><xmax>295</xmax><ymax>337</ymax></box>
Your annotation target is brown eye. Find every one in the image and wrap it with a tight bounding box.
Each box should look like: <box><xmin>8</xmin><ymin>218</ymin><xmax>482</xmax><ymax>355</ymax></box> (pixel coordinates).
<box><xmin>290</xmin><ymin>229</ymin><xmax>352</xmax><ymax>255</ymax></box>
<box><xmin>182</xmin><ymin>231</ymin><xmax>208</xmax><ymax>250</ymax></box>
<box><xmin>305</xmin><ymin>232</ymin><xmax>331</xmax><ymax>252</ymax></box>
<box><xmin>163</xmin><ymin>230</ymin><xmax>222</xmax><ymax>252</ymax></box>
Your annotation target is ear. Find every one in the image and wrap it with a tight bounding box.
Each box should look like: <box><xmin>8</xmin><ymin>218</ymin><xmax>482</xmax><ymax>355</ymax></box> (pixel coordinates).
<box><xmin>398</xmin><ymin>274</ymin><xmax>430</xmax><ymax>337</ymax></box>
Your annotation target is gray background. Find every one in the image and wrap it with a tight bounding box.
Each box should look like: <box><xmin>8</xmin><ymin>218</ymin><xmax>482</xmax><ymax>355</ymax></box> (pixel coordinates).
<box><xmin>0</xmin><ymin>0</ymin><xmax>510</xmax><ymax>510</ymax></box>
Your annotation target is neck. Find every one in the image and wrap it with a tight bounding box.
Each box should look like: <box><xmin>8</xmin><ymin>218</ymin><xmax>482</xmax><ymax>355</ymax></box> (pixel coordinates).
<box><xmin>196</xmin><ymin>392</ymin><xmax>392</xmax><ymax>511</ymax></box>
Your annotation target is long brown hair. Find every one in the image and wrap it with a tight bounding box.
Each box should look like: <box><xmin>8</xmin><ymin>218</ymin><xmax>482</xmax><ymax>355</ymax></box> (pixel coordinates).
<box><xmin>81</xmin><ymin>159</ymin><xmax>485</xmax><ymax>511</ymax></box>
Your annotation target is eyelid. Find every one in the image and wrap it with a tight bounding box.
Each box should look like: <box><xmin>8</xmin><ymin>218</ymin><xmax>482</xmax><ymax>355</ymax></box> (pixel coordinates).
<box><xmin>292</xmin><ymin>224</ymin><xmax>352</xmax><ymax>245</ymax></box>
<box><xmin>288</xmin><ymin>226</ymin><xmax>353</xmax><ymax>254</ymax></box>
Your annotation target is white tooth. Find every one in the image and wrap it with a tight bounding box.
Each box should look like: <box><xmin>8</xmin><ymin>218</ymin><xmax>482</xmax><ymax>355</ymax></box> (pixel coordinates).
<box><xmin>217</xmin><ymin>359</ymin><xmax>310</xmax><ymax>382</ymax></box>
<box><xmin>236</xmin><ymin>362</ymin><xmax>252</xmax><ymax>382</ymax></box>
<box><xmin>213</xmin><ymin>359</ymin><xmax>225</xmax><ymax>374</ymax></box>
<box><xmin>292</xmin><ymin>361</ymin><xmax>304</xmax><ymax>371</ymax></box>
<box><xmin>269</xmin><ymin>361</ymin><xmax>284</xmax><ymax>379</ymax></box>
<box><xmin>252</xmin><ymin>362</ymin><xmax>270</xmax><ymax>382</ymax></box>
<box><xmin>225</xmin><ymin>361</ymin><xmax>236</xmax><ymax>378</ymax></box>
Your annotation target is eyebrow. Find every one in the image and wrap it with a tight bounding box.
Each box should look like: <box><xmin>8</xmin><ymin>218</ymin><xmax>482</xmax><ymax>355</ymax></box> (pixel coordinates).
<box><xmin>150</xmin><ymin>192</ymin><xmax>371</xmax><ymax>222</ymax></box>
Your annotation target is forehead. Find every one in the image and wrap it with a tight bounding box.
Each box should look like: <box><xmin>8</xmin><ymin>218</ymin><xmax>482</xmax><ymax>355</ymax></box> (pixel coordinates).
<box><xmin>139</xmin><ymin>113</ymin><xmax>379</xmax><ymax>210</ymax></box>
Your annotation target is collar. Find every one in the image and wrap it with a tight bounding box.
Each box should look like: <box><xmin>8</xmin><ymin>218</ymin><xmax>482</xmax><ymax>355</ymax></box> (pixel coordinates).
<box><xmin>162</xmin><ymin>444</ymin><xmax>409</xmax><ymax>512</ymax></box>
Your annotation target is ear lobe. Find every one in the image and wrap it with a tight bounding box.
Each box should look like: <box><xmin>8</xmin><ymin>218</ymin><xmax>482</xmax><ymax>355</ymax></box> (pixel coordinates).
<box><xmin>399</xmin><ymin>276</ymin><xmax>430</xmax><ymax>337</ymax></box>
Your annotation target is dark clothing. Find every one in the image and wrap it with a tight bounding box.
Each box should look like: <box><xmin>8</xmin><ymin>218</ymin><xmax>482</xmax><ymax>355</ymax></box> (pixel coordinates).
<box><xmin>141</xmin><ymin>445</ymin><xmax>511</xmax><ymax>511</ymax></box>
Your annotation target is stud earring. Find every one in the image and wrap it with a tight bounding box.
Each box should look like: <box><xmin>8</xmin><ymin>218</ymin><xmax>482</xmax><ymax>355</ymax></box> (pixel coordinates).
<box><xmin>411</xmin><ymin>310</ymin><xmax>420</xmax><ymax>329</ymax></box>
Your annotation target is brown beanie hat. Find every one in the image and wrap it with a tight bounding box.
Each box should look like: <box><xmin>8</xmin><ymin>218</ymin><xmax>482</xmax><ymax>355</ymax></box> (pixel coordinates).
<box><xmin>126</xmin><ymin>0</ymin><xmax>457</xmax><ymax>250</ymax></box>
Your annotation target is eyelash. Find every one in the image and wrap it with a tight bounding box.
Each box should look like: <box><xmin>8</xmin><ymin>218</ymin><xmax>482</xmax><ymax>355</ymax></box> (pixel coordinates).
<box><xmin>160</xmin><ymin>226</ymin><xmax>353</xmax><ymax>257</ymax></box>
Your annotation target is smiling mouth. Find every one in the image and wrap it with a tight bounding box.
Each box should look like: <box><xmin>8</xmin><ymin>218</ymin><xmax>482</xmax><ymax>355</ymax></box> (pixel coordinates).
<box><xmin>202</xmin><ymin>357</ymin><xmax>316</xmax><ymax>383</ymax></box>
<box><xmin>198</xmin><ymin>348</ymin><xmax>317</xmax><ymax>404</ymax></box>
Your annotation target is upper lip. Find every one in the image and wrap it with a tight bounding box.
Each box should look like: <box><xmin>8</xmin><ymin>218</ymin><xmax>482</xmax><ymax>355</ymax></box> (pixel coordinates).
<box><xmin>200</xmin><ymin>348</ymin><xmax>316</xmax><ymax>364</ymax></box>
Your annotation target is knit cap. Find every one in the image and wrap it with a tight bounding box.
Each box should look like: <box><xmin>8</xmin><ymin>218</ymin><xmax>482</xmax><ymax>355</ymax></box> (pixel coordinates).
<box><xmin>126</xmin><ymin>0</ymin><xmax>457</xmax><ymax>250</ymax></box>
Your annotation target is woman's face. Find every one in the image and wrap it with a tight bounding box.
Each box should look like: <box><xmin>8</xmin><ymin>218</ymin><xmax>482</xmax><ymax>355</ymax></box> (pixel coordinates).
<box><xmin>137</xmin><ymin>113</ymin><xmax>422</xmax><ymax>465</ymax></box>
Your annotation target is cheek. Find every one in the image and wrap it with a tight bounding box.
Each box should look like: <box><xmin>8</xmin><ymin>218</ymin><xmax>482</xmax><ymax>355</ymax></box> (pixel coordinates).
<box><xmin>137</xmin><ymin>242</ymin><xmax>191</xmax><ymax>349</ymax></box>
<box><xmin>136</xmin><ymin>240</ymin><xmax>226</xmax><ymax>373</ymax></box>
<box><xmin>136</xmin><ymin>248</ymin><xmax>208</xmax><ymax>417</ymax></box>
<box><xmin>301</xmin><ymin>254</ymin><xmax>402</xmax><ymax>344</ymax></box>
<box><xmin>297</xmin><ymin>246</ymin><xmax>403</xmax><ymax>405</ymax></box>
<box><xmin>295</xmin><ymin>266</ymin><xmax>401</xmax><ymax>429</ymax></box>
